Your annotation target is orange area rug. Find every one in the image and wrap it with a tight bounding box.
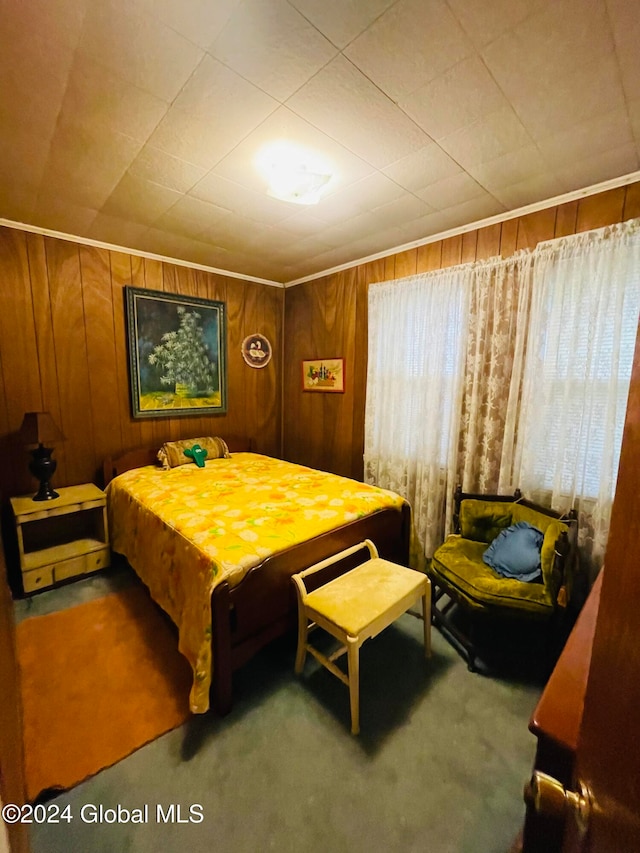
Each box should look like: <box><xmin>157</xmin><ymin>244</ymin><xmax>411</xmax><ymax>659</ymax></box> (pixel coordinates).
<box><xmin>16</xmin><ymin>585</ymin><xmax>192</xmax><ymax>801</ymax></box>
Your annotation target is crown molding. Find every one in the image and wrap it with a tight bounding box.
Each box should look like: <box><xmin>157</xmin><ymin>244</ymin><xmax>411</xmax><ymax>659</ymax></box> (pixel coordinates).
<box><xmin>3</xmin><ymin>170</ymin><xmax>639</xmax><ymax>291</ymax></box>
<box><xmin>0</xmin><ymin>218</ymin><xmax>285</xmax><ymax>288</ymax></box>
<box><xmin>284</xmin><ymin>170</ymin><xmax>640</xmax><ymax>287</ymax></box>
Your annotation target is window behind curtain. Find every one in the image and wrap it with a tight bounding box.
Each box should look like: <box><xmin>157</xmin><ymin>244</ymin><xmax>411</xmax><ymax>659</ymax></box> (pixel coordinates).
<box><xmin>364</xmin><ymin>270</ymin><xmax>470</xmax><ymax>559</ymax></box>
<box><xmin>509</xmin><ymin>224</ymin><xmax>640</xmax><ymax>568</ymax></box>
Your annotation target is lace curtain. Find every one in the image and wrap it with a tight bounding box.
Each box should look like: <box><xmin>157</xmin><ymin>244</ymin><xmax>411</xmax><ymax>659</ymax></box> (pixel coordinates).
<box><xmin>364</xmin><ymin>268</ymin><xmax>471</xmax><ymax>561</ymax></box>
<box><xmin>365</xmin><ymin>218</ymin><xmax>640</xmax><ymax>578</ymax></box>
<box><xmin>500</xmin><ymin>220</ymin><xmax>640</xmax><ymax>578</ymax></box>
<box><xmin>457</xmin><ymin>253</ymin><xmax>533</xmax><ymax>494</ymax></box>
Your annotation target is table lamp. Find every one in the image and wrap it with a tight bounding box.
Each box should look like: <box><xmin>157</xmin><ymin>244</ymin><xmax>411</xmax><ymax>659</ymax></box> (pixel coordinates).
<box><xmin>19</xmin><ymin>411</ymin><xmax>65</xmax><ymax>501</ymax></box>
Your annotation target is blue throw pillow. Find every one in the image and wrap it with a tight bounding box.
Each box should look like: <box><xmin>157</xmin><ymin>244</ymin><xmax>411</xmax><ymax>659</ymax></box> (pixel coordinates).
<box><xmin>482</xmin><ymin>521</ymin><xmax>543</xmax><ymax>582</ymax></box>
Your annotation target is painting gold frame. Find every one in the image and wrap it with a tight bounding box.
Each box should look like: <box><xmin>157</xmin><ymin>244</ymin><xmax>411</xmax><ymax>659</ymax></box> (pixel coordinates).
<box><xmin>125</xmin><ymin>286</ymin><xmax>227</xmax><ymax>418</ymax></box>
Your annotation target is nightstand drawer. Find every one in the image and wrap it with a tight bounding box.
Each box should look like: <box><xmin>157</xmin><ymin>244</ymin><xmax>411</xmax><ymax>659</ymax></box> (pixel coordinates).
<box><xmin>53</xmin><ymin>547</ymin><xmax>111</xmax><ymax>583</ymax></box>
<box><xmin>22</xmin><ymin>566</ymin><xmax>54</xmax><ymax>593</ymax></box>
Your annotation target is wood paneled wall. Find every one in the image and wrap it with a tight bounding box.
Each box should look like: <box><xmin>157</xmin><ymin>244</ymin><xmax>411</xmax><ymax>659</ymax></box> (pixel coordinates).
<box><xmin>0</xmin><ymin>227</ymin><xmax>283</xmax><ymax>501</ymax></box>
<box><xmin>283</xmin><ymin>182</ymin><xmax>640</xmax><ymax>480</ymax></box>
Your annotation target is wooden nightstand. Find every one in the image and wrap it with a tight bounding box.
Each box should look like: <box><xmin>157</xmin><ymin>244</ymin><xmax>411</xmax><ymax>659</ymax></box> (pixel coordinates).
<box><xmin>10</xmin><ymin>484</ymin><xmax>110</xmax><ymax>594</ymax></box>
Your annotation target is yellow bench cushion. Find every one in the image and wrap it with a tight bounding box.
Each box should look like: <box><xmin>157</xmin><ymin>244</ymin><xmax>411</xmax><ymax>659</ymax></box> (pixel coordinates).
<box><xmin>305</xmin><ymin>558</ymin><xmax>426</xmax><ymax>637</ymax></box>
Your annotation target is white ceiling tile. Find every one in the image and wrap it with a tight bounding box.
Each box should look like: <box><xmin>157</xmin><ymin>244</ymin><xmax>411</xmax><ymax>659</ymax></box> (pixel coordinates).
<box><xmin>606</xmin><ymin>0</ymin><xmax>640</xmax><ymax>99</ymax></box>
<box><xmin>0</xmin><ymin>0</ymin><xmax>638</xmax><ymax>283</ymax></box>
<box><xmin>371</xmin><ymin>193</ymin><xmax>435</xmax><ymax>228</ymax></box>
<box><xmin>446</xmin><ymin>0</ymin><xmax>549</xmax><ymax>48</ymax></box>
<box><xmin>382</xmin><ymin>210</ymin><xmax>448</xmax><ymax>245</ymax></box>
<box><xmin>136</xmin><ymin>227</ymin><xmax>205</xmax><ymax>260</ymax></box>
<box><xmin>154</xmin><ymin>196</ymin><xmax>231</xmax><ymax>238</ymax></box>
<box><xmin>400</xmin><ymin>56</ymin><xmax>510</xmax><ymax>141</ymax></box>
<box><xmin>555</xmin><ymin>143</ymin><xmax>639</xmax><ymax>193</ymax></box>
<box><xmin>0</xmin><ymin>125</ymin><xmax>51</xmax><ymax>193</ymax></box>
<box><xmin>606</xmin><ymin>0</ymin><xmax>640</xmax><ymax>57</ymax></box>
<box><xmin>438</xmin><ymin>107</ymin><xmax>532</xmax><ymax>170</ymax></box>
<box><xmin>102</xmin><ymin>174</ymin><xmax>184</xmax><ymax>225</ymax></box>
<box><xmin>491</xmin><ymin>173</ymin><xmax>568</xmax><ymax>209</ymax></box>
<box><xmin>312</xmin><ymin>172</ymin><xmax>409</xmax><ymax>223</ymax></box>
<box><xmin>267</xmin><ymin>233</ymin><xmax>335</xmax><ymax>265</ymax></box>
<box><xmin>288</xmin><ymin>56</ymin><xmax>431</xmax><ymax>168</ymax></box>
<box><xmin>209</xmin><ymin>106</ymin><xmax>375</xmax><ymax>195</ymax></box>
<box><xmin>491</xmin><ymin>54</ymin><xmax>627</xmax><ymax>139</ymax></box>
<box><xmin>1</xmin><ymin>0</ymin><xmax>89</xmax><ymax>50</ymax></box>
<box><xmin>142</xmin><ymin>0</ymin><xmax>243</xmax><ymax>50</ymax></box>
<box><xmin>415</xmin><ymin>172</ymin><xmax>489</xmax><ymax>209</ymax></box>
<box><xmin>199</xmin><ymin>211</ymin><xmax>278</xmax><ymax>251</ymax></box>
<box><xmin>345</xmin><ymin>0</ymin><xmax>474</xmax><ymax>101</ymax></box>
<box><xmin>127</xmin><ymin>147</ymin><xmax>207</xmax><ymax>193</ymax></box>
<box><xmin>614</xmin><ymin>35</ymin><xmax>640</xmax><ymax>102</ymax></box>
<box><xmin>191</xmin><ymin>173</ymin><xmax>296</xmax><ymax>222</ymax></box>
<box><xmin>42</xmin><ymin>122</ymin><xmax>145</xmax><ymax>209</ymax></box>
<box><xmin>32</xmin><ymin>195</ymin><xmax>97</xmax><ymax>236</ymax></box>
<box><xmin>467</xmin><ymin>145</ymin><xmax>550</xmax><ymax>191</ymax></box>
<box><xmin>338</xmin><ymin>227</ymin><xmax>406</xmax><ymax>259</ymax></box>
<box><xmin>0</xmin><ymin>25</ymin><xmax>75</xmax><ymax>140</ymax></box>
<box><xmin>430</xmin><ymin>195</ymin><xmax>506</xmax><ymax>231</ymax></box>
<box><xmin>87</xmin><ymin>214</ymin><xmax>150</xmax><ymax>248</ymax></box>
<box><xmin>148</xmin><ymin>101</ymin><xmax>269</xmax><ymax>171</ymax></box>
<box><xmin>171</xmin><ymin>55</ymin><xmax>278</xmax><ymax>124</ymax></box>
<box><xmin>629</xmin><ymin>99</ymin><xmax>640</xmax><ymax>145</ymax></box>
<box><xmin>536</xmin><ymin>109</ymin><xmax>633</xmax><ymax>169</ymax></box>
<box><xmin>278</xmin><ymin>212</ymin><xmax>331</xmax><ymax>238</ymax></box>
<box><xmin>0</xmin><ymin>185</ymin><xmax>37</xmax><ymax>223</ymax></box>
<box><xmin>209</xmin><ymin>0</ymin><xmax>337</xmax><ymax>101</ymax></box>
<box><xmin>382</xmin><ymin>144</ymin><xmax>462</xmax><ymax>192</ymax></box>
<box><xmin>287</xmin><ymin>0</ymin><xmax>397</xmax><ymax>48</ymax></box>
<box><xmin>77</xmin><ymin>2</ymin><xmax>204</xmax><ymax>102</ymax></box>
<box><xmin>317</xmin><ymin>210</ymin><xmax>391</xmax><ymax>246</ymax></box>
<box><xmin>482</xmin><ymin>0</ymin><xmax>615</xmax><ymax>88</ymax></box>
<box><xmin>59</xmin><ymin>54</ymin><xmax>170</xmax><ymax>143</ymax></box>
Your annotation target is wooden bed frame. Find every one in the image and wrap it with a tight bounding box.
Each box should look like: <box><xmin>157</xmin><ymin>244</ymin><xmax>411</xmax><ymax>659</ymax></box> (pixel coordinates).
<box><xmin>102</xmin><ymin>438</ymin><xmax>411</xmax><ymax>715</ymax></box>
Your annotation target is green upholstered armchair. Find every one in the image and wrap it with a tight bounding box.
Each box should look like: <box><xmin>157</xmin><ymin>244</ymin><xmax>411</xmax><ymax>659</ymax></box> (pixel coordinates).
<box><xmin>429</xmin><ymin>486</ymin><xmax>578</xmax><ymax>672</ymax></box>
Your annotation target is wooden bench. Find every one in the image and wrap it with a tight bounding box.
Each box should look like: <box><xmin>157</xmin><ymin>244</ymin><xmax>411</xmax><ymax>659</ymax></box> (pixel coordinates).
<box><xmin>292</xmin><ymin>540</ymin><xmax>431</xmax><ymax>734</ymax></box>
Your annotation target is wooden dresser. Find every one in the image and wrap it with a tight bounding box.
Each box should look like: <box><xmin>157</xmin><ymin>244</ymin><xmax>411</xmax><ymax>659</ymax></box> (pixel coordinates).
<box><xmin>522</xmin><ymin>573</ymin><xmax>602</xmax><ymax>851</ymax></box>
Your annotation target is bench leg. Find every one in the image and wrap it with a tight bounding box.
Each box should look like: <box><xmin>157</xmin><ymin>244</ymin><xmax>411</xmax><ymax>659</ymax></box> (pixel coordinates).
<box><xmin>422</xmin><ymin>583</ymin><xmax>432</xmax><ymax>658</ymax></box>
<box><xmin>347</xmin><ymin>637</ymin><xmax>360</xmax><ymax>735</ymax></box>
<box><xmin>295</xmin><ymin>608</ymin><xmax>309</xmax><ymax>675</ymax></box>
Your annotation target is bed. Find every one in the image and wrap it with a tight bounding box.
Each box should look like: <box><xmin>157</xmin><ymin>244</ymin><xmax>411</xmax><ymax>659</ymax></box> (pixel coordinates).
<box><xmin>103</xmin><ymin>437</ymin><xmax>410</xmax><ymax>716</ymax></box>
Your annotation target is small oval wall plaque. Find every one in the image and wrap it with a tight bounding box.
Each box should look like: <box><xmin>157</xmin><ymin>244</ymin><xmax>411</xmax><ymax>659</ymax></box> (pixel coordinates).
<box><xmin>241</xmin><ymin>334</ymin><xmax>272</xmax><ymax>368</ymax></box>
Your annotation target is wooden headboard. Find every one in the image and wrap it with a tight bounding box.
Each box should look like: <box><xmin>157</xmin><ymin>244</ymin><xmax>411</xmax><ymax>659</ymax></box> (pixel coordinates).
<box><xmin>102</xmin><ymin>435</ymin><xmax>253</xmax><ymax>486</ymax></box>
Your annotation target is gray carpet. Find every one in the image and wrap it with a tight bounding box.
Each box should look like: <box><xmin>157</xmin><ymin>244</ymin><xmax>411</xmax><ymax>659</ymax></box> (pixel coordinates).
<box><xmin>25</xmin><ymin>574</ymin><xmax>542</xmax><ymax>853</ymax></box>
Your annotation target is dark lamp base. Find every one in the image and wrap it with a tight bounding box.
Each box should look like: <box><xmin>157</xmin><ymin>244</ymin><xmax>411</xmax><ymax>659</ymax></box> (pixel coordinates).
<box><xmin>33</xmin><ymin>482</ymin><xmax>60</xmax><ymax>501</ymax></box>
<box><xmin>28</xmin><ymin>444</ymin><xmax>60</xmax><ymax>501</ymax></box>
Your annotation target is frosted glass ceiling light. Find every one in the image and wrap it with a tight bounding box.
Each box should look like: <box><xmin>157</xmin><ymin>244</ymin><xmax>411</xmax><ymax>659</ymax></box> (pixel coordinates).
<box><xmin>256</xmin><ymin>141</ymin><xmax>333</xmax><ymax>205</ymax></box>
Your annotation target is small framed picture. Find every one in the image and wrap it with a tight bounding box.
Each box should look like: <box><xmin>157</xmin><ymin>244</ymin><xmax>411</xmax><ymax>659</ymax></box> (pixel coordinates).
<box><xmin>302</xmin><ymin>358</ymin><xmax>345</xmax><ymax>393</ymax></box>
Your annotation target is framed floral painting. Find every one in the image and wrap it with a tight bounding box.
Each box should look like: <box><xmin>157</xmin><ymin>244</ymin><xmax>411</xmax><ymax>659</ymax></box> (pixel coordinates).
<box><xmin>302</xmin><ymin>358</ymin><xmax>345</xmax><ymax>393</ymax></box>
<box><xmin>125</xmin><ymin>286</ymin><xmax>227</xmax><ymax>418</ymax></box>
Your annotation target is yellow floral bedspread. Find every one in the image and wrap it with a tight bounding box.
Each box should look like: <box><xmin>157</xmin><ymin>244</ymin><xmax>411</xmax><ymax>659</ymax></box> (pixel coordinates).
<box><xmin>106</xmin><ymin>453</ymin><xmax>406</xmax><ymax>713</ymax></box>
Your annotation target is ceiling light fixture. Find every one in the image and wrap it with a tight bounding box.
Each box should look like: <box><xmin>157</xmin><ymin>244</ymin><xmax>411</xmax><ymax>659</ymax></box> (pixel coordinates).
<box><xmin>256</xmin><ymin>141</ymin><xmax>334</xmax><ymax>206</ymax></box>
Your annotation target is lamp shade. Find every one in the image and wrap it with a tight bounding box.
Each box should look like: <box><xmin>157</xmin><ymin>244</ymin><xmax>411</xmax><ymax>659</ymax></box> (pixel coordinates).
<box><xmin>19</xmin><ymin>412</ymin><xmax>65</xmax><ymax>447</ymax></box>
